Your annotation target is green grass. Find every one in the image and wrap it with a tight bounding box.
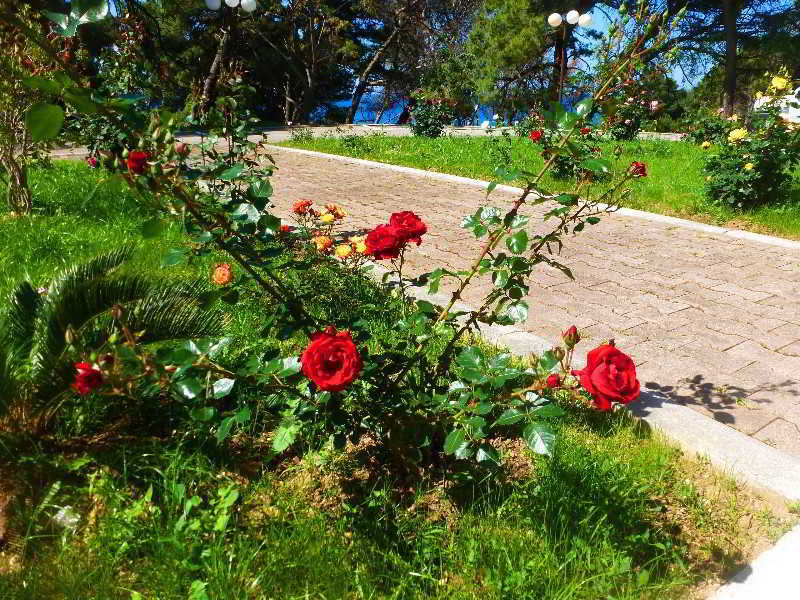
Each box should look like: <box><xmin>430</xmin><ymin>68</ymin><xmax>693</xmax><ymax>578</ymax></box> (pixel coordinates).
<box><xmin>0</xmin><ymin>162</ymin><xmax>795</xmax><ymax>599</ymax></box>
<box><xmin>279</xmin><ymin>133</ymin><xmax>800</xmax><ymax>240</ymax></box>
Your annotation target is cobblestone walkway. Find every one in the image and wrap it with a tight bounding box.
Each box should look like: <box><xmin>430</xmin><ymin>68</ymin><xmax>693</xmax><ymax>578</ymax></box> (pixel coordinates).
<box><xmin>269</xmin><ymin>147</ymin><xmax>800</xmax><ymax>459</ymax></box>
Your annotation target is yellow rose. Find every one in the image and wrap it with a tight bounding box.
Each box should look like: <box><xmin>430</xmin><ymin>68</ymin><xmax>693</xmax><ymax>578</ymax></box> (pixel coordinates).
<box><xmin>355</xmin><ymin>241</ymin><xmax>367</xmax><ymax>254</ymax></box>
<box><xmin>313</xmin><ymin>235</ymin><xmax>332</xmax><ymax>251</ymax></box>
<box><xmin>334</xmin><ymin>244</ymin><xmax>353</xmax><ymax>258</ymax></box>
<box><xmin>701</xmin><ymin>141</ymin><xmax>711</xmax><ymax>149</ymax></box>
<box><xmin>728</xmin><ymin>128</ymin><xmax>747</xmax><ymax>142</ymax></box>
<box><xmin>728</xmin><ymin>114</ymin><xmax>738</xmax><ymax>122</ymax></box>
<box><xmin>772</xmin><ymin>76</ymin><xmax>789</xmax><ymax>91</ymax></box>
<box><xmin>744</xmin><ymin>163</ymin><xmax>754</xmax><ymax>171</ymax></box>
<box><xmin>756</xmin><ymin>91</ymin><xmax>763</xmax><ymax>99</ymax></box>
<box><xmin>320</xmin><ymin>213</ymin><xmax>335</xmax><ymax>224</ymax></box>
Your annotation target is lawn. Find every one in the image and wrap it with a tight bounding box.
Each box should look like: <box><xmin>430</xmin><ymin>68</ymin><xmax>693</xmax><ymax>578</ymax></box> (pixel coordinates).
<box><xmin>0</xmin><ymin>161</ymin><xmax>796</xmax><ymax>599</ymax></box>
<box><xmin>278</xmin><ymin>132</ymin><xmax>800</xmax><ymax>240</ymax></box>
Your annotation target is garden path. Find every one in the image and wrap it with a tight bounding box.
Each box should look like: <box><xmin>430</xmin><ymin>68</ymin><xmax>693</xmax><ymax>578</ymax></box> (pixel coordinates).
<box><xmin>269</xmin><ymin>147</ymin><xmax>800</xmax><ymax>459</ymax></box>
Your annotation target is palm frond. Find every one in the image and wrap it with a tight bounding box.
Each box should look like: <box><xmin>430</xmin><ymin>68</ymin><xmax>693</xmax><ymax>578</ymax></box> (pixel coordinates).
<box><xmin>126</xmin><ymin>281</ymin><xmax>230</xmax><ymax>343</ymax></box>
<box><xmin>4</xmin><ymin>281</ymin><xmax>42</xmax><ymax>363</ymax></box>
<box><xmin>45</xmin><ymin>246</ymin><xmax>134</xmax><ymax>300</ymax></box>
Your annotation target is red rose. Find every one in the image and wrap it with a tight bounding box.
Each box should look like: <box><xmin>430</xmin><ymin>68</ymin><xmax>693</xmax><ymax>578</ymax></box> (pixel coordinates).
<box><xmin>293</xmin><ymin>199</ymin><xmax>314</xmax><ymax>215</ymax></box>
<box><xmin>366</xmin><ymin>224</ymin><xmax>405</xmax><ymax>260</ymax></box>
<box><xmin>127</xmin><ymin>150</ymin><xmax>150</xmax><ymax>175</ymax></box>
<box><xmin>572</xmin><ymin>344</ymin><xmax>640</xmax><ymax>411</ymax></box>
<box><xmin>280</xmin><ymin>224</ymin><xmax>294</xmax><ymax>234</ymax></box>
<box><xmin>389</xmin><ymin>211</ymin><xmax>427</xmax><ymax>245</ymax></box>
<box><xmin>301</xmin><ymin>326</ymin><xmax>363</xmax><ymax>392</ymax></box>
<box><xmin>546</xmin><ymin>374</ymin><xmax>561</xmax><ymax>389</ymax></box>
<box><xmin>629</xmin><ymin>161</ymin><xmax>648</xmax><ymax>177</ymax></box>
<box><xmin>72</xmin><ymin>362</ymin><xmax>104</xmax><ymax>395</ymax></box>
<box><xmin>580</xmin><ymin>127</ymin><xmax>591</xmax><ymax>135</ymax></box>
<box><xmin>562</xmin><ymin>325</ymin><xmax>580</xmax><ymax>349</ymax></box>
<box><xmin>530</xmin><ymin>130</ymin><xmax>543</xmax><ymax>142</ymax></box>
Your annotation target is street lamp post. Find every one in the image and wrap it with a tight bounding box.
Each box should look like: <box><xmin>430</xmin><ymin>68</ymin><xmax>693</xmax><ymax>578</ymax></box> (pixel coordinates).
<box><xmin>547</xmin><ymin>9</ymin><xmax>593</xmax><ymax>104</ymax></box>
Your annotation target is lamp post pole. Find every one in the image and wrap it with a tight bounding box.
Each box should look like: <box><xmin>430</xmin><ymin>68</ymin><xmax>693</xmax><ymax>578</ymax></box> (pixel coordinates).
<box><xmin>547</xmin><ymin>10</ymin><xmax>593</xmax><ymax>105</ymax></box>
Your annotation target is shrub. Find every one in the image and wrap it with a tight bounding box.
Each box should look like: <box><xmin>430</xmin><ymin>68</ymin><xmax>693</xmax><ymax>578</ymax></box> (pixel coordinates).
<box><xmin>409</xmin><ymin>90</ymin><xmax>455</xmax><ymax>138</ymax></box>
<box><xmin>521</xmin><ymin>112</ymin><xmax>604</xmax><ymax>180</ymax></box>
<box><xmin>703</xmin><ymin>77</ymin><xmax>800</xmax><ymax>209</ymax></box>
<box><xmin>686</xmin><ymin>114</ymin><xmax>735</xmax><ymax>145</ymax></box>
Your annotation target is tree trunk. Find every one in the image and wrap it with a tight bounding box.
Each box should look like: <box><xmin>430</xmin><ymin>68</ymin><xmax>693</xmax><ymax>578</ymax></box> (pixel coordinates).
<box><xmin>346</xmin><ymin>29</ymin><xmax>399</xmax><ymax>124</ymax></box>
<box><xmin>722</xmin><ymin>0</ymin><xmax>737</xmax><ymax>116</ymax></box>
<box><xmin>200</xmin><ymin>29</ymin><xmax>230</xmax><ymax>115</ymax></box>
<box><xmin>2</xmin><ymin>157</ymin><xmax>32</xmax><ymax>216</ymax></box>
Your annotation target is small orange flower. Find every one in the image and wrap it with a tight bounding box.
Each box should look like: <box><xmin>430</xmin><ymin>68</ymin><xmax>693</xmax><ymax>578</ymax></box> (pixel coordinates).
<box><xmin>212</xmin><ymin>263</ymin><xmax>233</xmax><ymax>285</ymax></box>
<box><xmin>325</xmin><ymin>203</ymin><xmax>347</xmax><ymax>219</ymax></box>
<box><xmin>313</xmin><ymin>235</ymin><xmax>333</xmax><ymax>252</ymax></box>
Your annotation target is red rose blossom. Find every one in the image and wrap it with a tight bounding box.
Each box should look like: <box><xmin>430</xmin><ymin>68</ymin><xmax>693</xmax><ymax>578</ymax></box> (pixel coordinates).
<box><xmin>572</xmin><ymin>344</ymin><xmax>640</xmax><ymax>411</ymax></box>
<box><xmin>629</xmin><ymin>161</ymin><xmax>648</xmax><ymax>177</ymax></box>
<box><xmin>580</xmin><ymin>127</ymin><xmax>591</xmax><ymax>135</ymax></box>
<box><xmin>389</xmin><ymin>211</ymin><xmax>427</xmax><ymax>245</ymax></box>
<box><xmin>546</xmin><ymin>374</ymin><xmax>562</xmax><ymax>389</ymax></box>
<box><xmin>280</xmin><ymin>224</ymin><xmax>294</xmax><ymax>234</ymax></box>
<box><xmin>366</xmin><ymin>224</ymin><xmax>406</xmax><ymax>259</ymax></box>
<box><xmin>301</xmin><ymin>326</ymin><xmax>363</xmax><ymax>392</ymax></box>
<box><xmin>72</xmin><ymin>362</ymin><xmax>104</xmax><ymax>395</ymax></box>
<box><xmin>293</xmin><ymin>199</ymin><xmax>314</xmax><ymax>215</ymax></box>
<box><xmin>530</xmin><ymin>130</ymin><xmax>543</xmax><ymax>142</ymax></box>
<box><xmin>127</xmin><ymin>150</ymin><xmax>150</xmax><ymax>175</ymax></box>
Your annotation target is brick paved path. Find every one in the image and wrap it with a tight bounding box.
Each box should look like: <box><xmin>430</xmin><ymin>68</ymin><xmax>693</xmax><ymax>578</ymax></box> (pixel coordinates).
<box><xmin>269</xmin><ymin>148</ymin><xmax>800</xmax><ymax>458</ymax></box>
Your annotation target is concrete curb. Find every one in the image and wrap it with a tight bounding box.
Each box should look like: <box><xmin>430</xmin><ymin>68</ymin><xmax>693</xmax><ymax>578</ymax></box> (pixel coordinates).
<box><xmin>269</xmin><ymin>145</ymin><xmax>800</xmax><ymax>251</ymax></box>
<box><xmin>710</xmin><ymin>525</ymin><xmax>800</xmax><ymax>600</ymax></box>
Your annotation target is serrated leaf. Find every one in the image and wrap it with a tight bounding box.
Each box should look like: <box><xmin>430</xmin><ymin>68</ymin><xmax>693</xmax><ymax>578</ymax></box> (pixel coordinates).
<box><xmin>162</xmin><ymin>247</ymin><xmax>187</xmax><ymax>267</ymax></box>
<box><xmin>444</xmin><ymin>429</ymin><xmax>467</xmax><ymax>455</ymax></box>
<box><xmin>582</xmin><ymin>158</ymin><xmax>613</xmax><ymax>175</ymax></box>
<box><xmin>456</xmin><ymin>347</ymin><xmax>483</xmax><ymax>370</ymax></box>
<box><xmin>212</xmin><ymin>378</ymin><xmax>235</xmax><ymax>399</ymax></box>
<box><xmin>22</xmin><ymin>76</ymin><xmax>63</xmax><ymax>95</ymax></box>
<box><xmin>190</xmin><ymin>406</ymin><xmax>216</xmax><ymax>422</ymax></box>
<box><xmin>493</xmin><ymin>408</ymin><xmax>525</xmax><ymax>427</ymax></box>
<box><xmin>72</xmin><ymin>0</ymin><xmax>109</xmax><ymax>23</ymax></box>
<box><xmin>272</xmin><ymin>422</ymin><xmax>301</xmax><ymax>452</ymax></box>
<box><xmin>532</xmin><ymin>404</ymin><xmax>566</xmax><ymax>418</ymax></box>
<box><xmin>505</xmin><ymin>300</ymin><xmax>528</xmax><ymax>324</ymax></box>
<box><xmin>219</xmin><ymin>164</ymin><xmax>245</xmax><ymax>180</ymax></box>
<box><xmin>277</xmin><ymin>356</ymin><xmax>301</xmax><ymax>377</ymax></box>
<box><xmin>176</xmin><ymin>379</ymin><xmax>203</xmax><ymax>400</ymax></box>
<box><xmin>25</xmin><ymin>103</ymin><xmax>64</xmax><ymax>141</ymax></box>
<box><xmin>476</xmin><ymin>444</ymin><xmax>500</xmax><ymax>464</ymax></box>
<box><xmin>523</xmin><ymin>422</ymin><xmax>556</xmax><ymax>456</ymax></box>
<box><xmin>232</xmin><ymin>203</ymin><xmax>260</xmax><ymax>224</ymax></box>
<box><xmin>506</xmin><ymin>230</ymin><xmax>528</xmax><ymax>254</ymax></box>
<box><xmin>248</xmin><ymin>179</ymin><xmax>272</xmax><ymax>198</ymax></box>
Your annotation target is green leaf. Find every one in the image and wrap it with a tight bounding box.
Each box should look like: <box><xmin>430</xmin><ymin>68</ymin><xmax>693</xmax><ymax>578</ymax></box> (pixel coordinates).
<box><xmin>532</xmin><ymin>404</ymin><xmax>566</xmax><ymax>418</ymax></box>
<box><xmin>22</xmin><ymin>76</ymin><xmax>63</xmax><ymax>95</ymax></box>
<box><xmin>582</xmin><ymin>158</ymin><xmax>613</xmax><ymax>175</ymax></box>
<box><xmin>232</xmin><ymin>203</ymin><xmax>260</xmax><ymax>224</ymax></box>
<box><xmin>575</xmin><ymin>98</ymin><xmax>593</xmax><ymax>118</ymax></box>
<box><xmin>277</xmin><ymin>357</ymin><xmax>301</xmax><ymax>377</ymax></box>
<box><xmin>162</xmin><ymin>247</ymin><xmax>187</xmax><ymax>267</ymax></box>
<box><xmin>248</xmin><ymin>179</ymin><xmax>273</xmax><ymax>198</ymax></box>
<box><xmin>219</xmin><ymin>164</ymin><xmax>245</xmax><ymax>181</ymax></box>
<box><xmin>176</xmin><ymin>379</ymin><xmax>203</xmax><ymax>400</ymax></box>
<box><xmin>476</xmin><ymin>444</ymin><xmax>500</xmax><ymax>464</ymax></box>
<box><xmin>492</xmin><ymin>269</ymin><xmax>509</xmax><ymax>289</ymax></box>
<box><xmin>456</xmin><ymin>347</ymin><xmax>483</xmax><ymax>370</ymax></box>
<box><xmin>523</xmin><ymin>422</ymin><xmax>556</xmax><ymax>456</ymax></box>
<box><xmin>64</xmin><ymin>88</ymin><xmax>99</xmax><ymax>114</ymax></box>
<box><xmin>25</xmin><ymin>103</ymin><xmax>64</xmax><ymax>142</ymax></box>
<box><xmin>44</xmin><ymin>11</ymin><xmax>79</xmax><ymax>36</ymax></box>
<box><xmin>493</xmin><ymin>408</ymin><xmax>525</xmax><ymax>427</ymax></box>
<box><xmin>272</xmin><ymin>422</ymin><xmax>301</xmax><ymax>452</ymax></box>
<box><xmin>216</xmin><ymin>416</ymin><xmax>235</xmax><ymax>443</ymax></box>
<box><xmin>72</xmin><ymin>0</ymin><xmax>109</xmax><ymax>23</ymax></box>
<box><xmin>506</xmin><ymin>230</ymin><xmax>528</xmax><ymax>254</ymax></box>
<box><xmin>258</xmin><ymin>213</ymin><xmax>281</xmax><ymax>235</ymax></box>
<box><xmin>212</xmin><ymin>378</ymin><xmax>235</xmax><ymax>399</ymax></box>
<box><xmin>141</xmin><ymin>218</ymin><xmax>165</xmax><ymax>239</ymax></box>
<box><xmin>505</xmin><ymin>301</ymin><xmax>528</xmax><ymax>324</ymax></box>
<box><xmin>190</xmin><ymin>406</ymin><xmax>216</xmax><ymax>422</ymax></box>
<box><xmin>444</xmin><ymin>429</ymin><xmax>467</xmax><ymax>455</ymax></box>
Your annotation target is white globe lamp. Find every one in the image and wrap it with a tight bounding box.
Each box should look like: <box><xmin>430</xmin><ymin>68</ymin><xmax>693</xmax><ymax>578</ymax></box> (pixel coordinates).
<box><xmin>578</xmin><ymin>13</ymin><xmax>592</xmax><ymax>27</ymax></box>
<box><xmin>224</xmin><ymin>0</ymin><xmax>240</xmax><ymax>7</ymax></box>
<box><xmin>241</xmin><ymin>0</ymin><xmax>257</xmax><ymax>11</ymax></box>
<box><xmin>547</xmin><ymin>13</ymin><xmax>562</xmax><ymax>27</ymax></box>
<box><xmin>566</xmin><ymin>10</ymin><xmax>580</xmax><ymax>25</ymax></box>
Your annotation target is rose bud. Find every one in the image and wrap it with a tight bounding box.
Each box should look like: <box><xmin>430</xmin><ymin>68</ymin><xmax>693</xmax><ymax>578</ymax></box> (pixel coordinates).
<box><xmin>175</xmin><ymin>142</ymin><xmax>190</xmax><ymax>157</ymax></box>
<box><xmin>562</xmin><ymin>325</ymin><xmax>580</xmax><ymax>349</ymax></box>
<box><xmin>546</xmin><ymin>374</ymin><xmax>562</xmax><ymax>389</ymax></box>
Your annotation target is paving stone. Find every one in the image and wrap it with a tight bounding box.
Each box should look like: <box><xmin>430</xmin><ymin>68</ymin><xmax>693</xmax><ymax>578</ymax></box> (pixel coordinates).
<box><xmin>753</xmin><ymin>419</ymin><xmax>800</xmax><ymax>459</ymax></box>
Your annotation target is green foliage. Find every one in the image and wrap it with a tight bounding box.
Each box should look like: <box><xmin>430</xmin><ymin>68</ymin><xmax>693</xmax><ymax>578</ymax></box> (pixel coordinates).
<box><xmin>704</xmin><ymin>91</ymin><xmax>800</xmax><ymax>209</ymax></box>
<box><xmin>686</xmin><ymin>114</ymin><xmax>734</xmax><ymax>145</ymax></box>
<box><xmin>409</xmin><ymin>92</ymin><xmax>456</xmax><ymax>138</ymax></box>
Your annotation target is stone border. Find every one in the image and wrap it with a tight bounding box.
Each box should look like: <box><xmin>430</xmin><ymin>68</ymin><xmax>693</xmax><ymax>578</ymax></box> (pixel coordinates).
<box><xmin>270</xmin><ymin>145</ymin><xmax>800</xmax><ymax>251</ymax></box>
<box><xmin>710</xmin><ymin>524</ymin><xmax>800</xmax><ymax>599</ymax></box>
